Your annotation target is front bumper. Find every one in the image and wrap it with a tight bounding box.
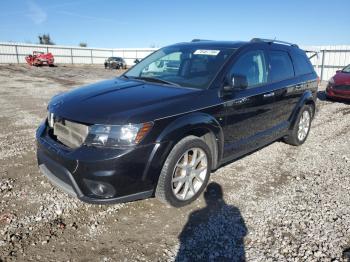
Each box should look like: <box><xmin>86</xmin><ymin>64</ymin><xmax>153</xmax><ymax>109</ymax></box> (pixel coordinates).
<box><xmin>36</xmin><ymin>122</ymin><xmax>169</xmax><ymax>204</ymax></box>
<box><xmin>326</xmin><ymin>86</ymin><xmax>350</xmax><ymax>100</ymax></box>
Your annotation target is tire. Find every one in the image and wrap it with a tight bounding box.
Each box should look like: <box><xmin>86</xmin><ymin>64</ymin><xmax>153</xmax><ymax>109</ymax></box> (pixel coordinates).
<box><xmin>284</xmin><ymin>105</ymin><xmax>312</xmax><ymax>146</ymax></box>
<box><xmin>155</xmin><ymin>136</ymin><xmax>212</xmax><ymax>207</ymax></box>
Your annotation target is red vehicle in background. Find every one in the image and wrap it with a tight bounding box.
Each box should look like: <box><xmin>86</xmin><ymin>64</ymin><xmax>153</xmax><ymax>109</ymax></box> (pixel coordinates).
<box><xmin>326</xmin><ymin>64</ymin><xmax>350</xmax><ymax>101</ymax></box>
<box><xmin>25</xmin><ymin>51</ymin><xmax>54</xmax><ymax>66</ymax></box>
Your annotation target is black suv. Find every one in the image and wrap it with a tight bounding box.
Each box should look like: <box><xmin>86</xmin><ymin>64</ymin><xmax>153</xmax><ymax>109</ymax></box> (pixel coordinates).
<box><xmin>36</xmin><ymin>38</ymin><xmax>318</xmax><ymax>207</ymax></box>
<box><xmin>104</xmin><ymin>57</ymin><xmax>127</xmax><ymax>69</ymax></box>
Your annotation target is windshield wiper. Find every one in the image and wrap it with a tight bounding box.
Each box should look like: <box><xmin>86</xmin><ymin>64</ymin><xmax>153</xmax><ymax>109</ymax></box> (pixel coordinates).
<box><xmin>132</xmin><ymin>76</ymin><xmax>180</xmax><ymax>87</ymax></box>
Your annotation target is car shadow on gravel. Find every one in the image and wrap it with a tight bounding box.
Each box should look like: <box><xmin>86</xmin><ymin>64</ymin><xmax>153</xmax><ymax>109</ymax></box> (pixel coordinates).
<box><xmin>176</xmin><ymin>182</ymin><xmax>247</xmax><ymax>261</ymax></box>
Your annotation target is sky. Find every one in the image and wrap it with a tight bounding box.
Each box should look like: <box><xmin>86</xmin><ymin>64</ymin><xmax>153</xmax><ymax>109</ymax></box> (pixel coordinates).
<box><xmin>0</xmin><ymin>0</ymin><xmax>349</xmax><ymax>48</ymax></box>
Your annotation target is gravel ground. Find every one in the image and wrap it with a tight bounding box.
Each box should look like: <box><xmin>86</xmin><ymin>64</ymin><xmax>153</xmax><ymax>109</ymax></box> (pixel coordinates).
<box><xmin>0</xmin><ymin>64</ymin><xmax>349</xmax><ymax>262</ymax></box>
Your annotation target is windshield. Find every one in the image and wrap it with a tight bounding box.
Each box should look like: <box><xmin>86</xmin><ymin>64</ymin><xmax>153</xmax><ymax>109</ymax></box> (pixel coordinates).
<box><xmin>342</xmin><ymin>64</ymin><xmax>350</xmax><ymax>73</ymax></box>
<box><xmin>124</xmin><ymin>46</ymin><xmax>236</xmax><ymax>89</ymax></box>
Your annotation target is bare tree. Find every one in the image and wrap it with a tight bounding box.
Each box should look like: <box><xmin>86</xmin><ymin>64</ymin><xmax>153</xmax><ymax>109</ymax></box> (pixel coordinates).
<box><xmin>38</xmin><ymin>34</ymin><xmax>55</xmax><ymax>45</ymax></box>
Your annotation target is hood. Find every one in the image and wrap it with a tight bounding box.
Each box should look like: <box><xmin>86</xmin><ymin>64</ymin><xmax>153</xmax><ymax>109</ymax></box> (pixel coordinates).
<box><xmin>334</xmin><ymin>71</ymin><xmax>350</xmax><ymax>85</ymax></box>
<box><xmin>48</xmin><ymin>77</ymin><xmax>204</xmax><ymax>124</ymax></box>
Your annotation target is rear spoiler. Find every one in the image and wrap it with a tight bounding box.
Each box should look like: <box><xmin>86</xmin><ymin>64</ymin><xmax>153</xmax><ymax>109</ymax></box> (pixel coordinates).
<box><xmin>304</xmin><ymin>50</ymin><xmax>319</xmax><ymax>60</ymax></box>
<box><xmin>304</xmin><ymin>50</ymin><xmax>321</xmax><ymax>77</ymax></box>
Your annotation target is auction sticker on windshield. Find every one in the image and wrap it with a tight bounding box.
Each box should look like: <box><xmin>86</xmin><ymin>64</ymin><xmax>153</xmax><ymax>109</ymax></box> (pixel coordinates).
<box><xmin>193</xmin><ymin>49</ymin><xmax>220</xmax><ymax>56</ymax></box>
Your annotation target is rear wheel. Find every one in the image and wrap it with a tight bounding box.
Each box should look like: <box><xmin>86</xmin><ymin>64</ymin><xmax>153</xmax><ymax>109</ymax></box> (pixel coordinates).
<box><xmin>284</xmin><ymin>105</ymin><xmax>312</xmax><ymax>146</ymax></box>
<box><xmin>155</xmin><ymin>136</ymin><xmax>212</xmax><ymax>207</ymax></box>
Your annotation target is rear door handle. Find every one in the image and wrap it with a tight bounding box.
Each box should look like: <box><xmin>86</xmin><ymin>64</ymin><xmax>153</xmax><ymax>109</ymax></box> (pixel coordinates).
<box><xmin>263</xmin><ymin>92</ymin><xmax>275</xmax><ymax>98</ymax></box>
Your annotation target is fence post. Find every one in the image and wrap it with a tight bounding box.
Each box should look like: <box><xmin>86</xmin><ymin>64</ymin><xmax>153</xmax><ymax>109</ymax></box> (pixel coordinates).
<box><xmin>70</xmin><ymin>48</ymin><xmax>73</xmax><ymax>65</ymax></box>
<box><xmin>90</xmin><ymin>49</ymin><xmax>93</xmax><ymax>64</ymax></box>
<box><xmin>15</xmin><ymin>45</ymin><xmax>19</xmax><ymax>64</ymax></box>
<box><xmin>320</xmin><ymin>50</ymin><xmax>326</xmax><ymax>81</ymax></box>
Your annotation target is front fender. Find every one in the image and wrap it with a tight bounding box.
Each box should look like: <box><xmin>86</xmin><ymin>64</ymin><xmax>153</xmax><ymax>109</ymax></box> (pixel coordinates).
<box><xmin>156</xmin><ymin>112</ymin><xmax>224</xmax><ymax>167</ymax></box>
<box><xmin>156</xmin><ymin>112</ymin><xmax>223</xmax><ymax>142</ymax></box>
<box><xmin>141</xmin><ymin>112</ymin><xmax>224</xmax><ymax>187</ymax></box>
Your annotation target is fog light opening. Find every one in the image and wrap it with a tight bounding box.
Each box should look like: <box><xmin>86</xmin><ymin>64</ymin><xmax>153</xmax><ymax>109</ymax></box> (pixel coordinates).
<box><xmin>84</xmin><ymin>179</ymin><xmax>116</xmax><ymax>198</ymax></box>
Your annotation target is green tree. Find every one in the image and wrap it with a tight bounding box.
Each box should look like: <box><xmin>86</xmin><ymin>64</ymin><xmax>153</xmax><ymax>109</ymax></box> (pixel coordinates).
<box><xmin>38</xmin><ymin>34</ymin><xmax>55</xmax><ymax>45</ymax></box>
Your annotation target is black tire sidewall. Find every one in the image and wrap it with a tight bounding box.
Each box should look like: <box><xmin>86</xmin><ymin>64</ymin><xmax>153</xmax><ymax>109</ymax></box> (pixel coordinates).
<box><xmin>160</xmin><ymin>137</ymin><xmax>212</xmax><ymax>207</ymax></box>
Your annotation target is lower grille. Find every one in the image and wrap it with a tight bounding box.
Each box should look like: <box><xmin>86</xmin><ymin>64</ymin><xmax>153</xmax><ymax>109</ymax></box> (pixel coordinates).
<box><xmin>333</xmin><ymin>85</ymin><xmax>350</xmax><ymax>91</ymax></box>
<box><xmin>53</xmin><ymin>119</ymin><xmax>88</xmax><ymax>149</ymax></box>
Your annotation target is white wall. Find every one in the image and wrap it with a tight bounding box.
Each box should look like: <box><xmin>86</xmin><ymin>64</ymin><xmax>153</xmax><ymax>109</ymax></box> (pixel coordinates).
<box><xmin>0</xmin><ymin>42</ymin><xmax>349</xmax><ymax>80</ymax></box>
<box><xmin>0</xmin><ymin>42</ymin><xmax>157</xmax><ymax>66</ymax></box>
<box><xmin>301</xmin><ymin>45</ymin><xmax>350</xmax><ymax>80</ymax></box>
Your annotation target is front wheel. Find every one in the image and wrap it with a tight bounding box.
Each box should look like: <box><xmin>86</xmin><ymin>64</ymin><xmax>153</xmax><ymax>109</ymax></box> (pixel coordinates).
<box><xmin>284</xmin><ymin>105</ymin><xmax>312</xmax><ymax>146</ymax></box>
<box><xmin>155</xmin><ymin>136</ymin><xmax>212</xmax><ymax>207</ymax></box>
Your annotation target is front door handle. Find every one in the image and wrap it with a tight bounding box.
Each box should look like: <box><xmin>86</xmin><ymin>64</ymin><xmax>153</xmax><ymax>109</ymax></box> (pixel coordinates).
<box><xmin>232</xmin><ymin>97</ymin><xmax>249</xmax><ymax>105</ymax></box>
<box><xmin>263</xmin><ymin>92</ymin><xmax>275</xmax><ymax>98</ymax></box>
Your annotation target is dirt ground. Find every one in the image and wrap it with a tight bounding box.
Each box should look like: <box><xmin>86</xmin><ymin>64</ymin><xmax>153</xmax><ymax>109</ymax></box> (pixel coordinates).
<box><xmin>0</xmin><ymin>64</ymin><xmax>349</xmax><ymax>261</ymax></box>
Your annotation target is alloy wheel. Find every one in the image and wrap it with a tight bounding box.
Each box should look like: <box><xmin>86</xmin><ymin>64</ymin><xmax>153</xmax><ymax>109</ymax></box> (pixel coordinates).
<box><xmin>298</xmin><ymin>110</ymin><xmax>310</xmax><ymax>141</ymax></box>
<box><xmin>171</xmin><ymin>147</ymin><xmax>208</xmax><ymax>201</ymax></box>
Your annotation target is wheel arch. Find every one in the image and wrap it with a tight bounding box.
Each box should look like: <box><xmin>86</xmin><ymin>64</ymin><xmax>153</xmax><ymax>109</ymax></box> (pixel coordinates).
<box><xmin>289</xmin><ymin>90</ymin><xmax>316</xmax><ymax>129</ymax></box>
<box><xmin>156</xmin><ymin>112</ymin><xmax>224</xmax><ymax>170</ymax></box>
<box><xmin>305</xmin><ymin>99</ymin><xmax>316</xmax><ymax>118</ymax></box>
<box><xmin>182</xmin><ymin>128</ymin><xmax>219</xmax><ymax>170</ymax></box>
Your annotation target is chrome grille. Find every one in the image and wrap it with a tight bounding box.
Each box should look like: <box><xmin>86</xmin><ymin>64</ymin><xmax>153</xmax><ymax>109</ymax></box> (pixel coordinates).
<box><xmin>53</xmin><ymin>119</ymin><xmax>88</xmax><ymax>148</ymax></box>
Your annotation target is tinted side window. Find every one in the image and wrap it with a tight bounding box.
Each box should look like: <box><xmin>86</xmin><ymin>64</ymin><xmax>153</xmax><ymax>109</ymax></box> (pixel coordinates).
<box><xmin>269</xmin><ymin>51</ymin><xmax>294</xmax><ymax>82</ymax></box>
<box><xmin>292</xmin><ymin>51</ymin><xmax>314</xmax><ymax>75</ymax></box>
<box><xmin>230</xmin><ymin>50</ymin><xmax>268</xmax><ymax>88</ymax></box>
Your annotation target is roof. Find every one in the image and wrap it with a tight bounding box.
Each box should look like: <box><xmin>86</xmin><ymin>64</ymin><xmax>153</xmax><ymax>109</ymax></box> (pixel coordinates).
<box><xmin>171</xmin><ymin>40</ymin><xmax>248</xmax><ymax>49</ymax></box>
<box><xmin>171</xmin><ymin>38</ymin><xmax>301</xmax><ymax>50</ymax></box>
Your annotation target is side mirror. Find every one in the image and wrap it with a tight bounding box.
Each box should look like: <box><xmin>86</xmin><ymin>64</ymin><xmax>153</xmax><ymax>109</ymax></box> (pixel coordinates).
<box><xmin>223</xmin><ymin>74</ymin><xmax>248</xmax><ymax>92</ymax></box>
<box><xmin>336</xmin><ymin>70</ymin><xmax>341</xmax><ymax>73</ymax></box>
<box><xmin>134</xmin><ymin>59</ymin><xmax>140</xmax><ymax>64</ymax></box>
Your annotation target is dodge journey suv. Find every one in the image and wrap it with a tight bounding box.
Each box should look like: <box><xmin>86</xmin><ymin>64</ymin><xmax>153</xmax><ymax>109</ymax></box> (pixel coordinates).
<box><xmin>36</xmin><ymin>38</ymin><xmax>318</xmax><ymax>207</ymax></box>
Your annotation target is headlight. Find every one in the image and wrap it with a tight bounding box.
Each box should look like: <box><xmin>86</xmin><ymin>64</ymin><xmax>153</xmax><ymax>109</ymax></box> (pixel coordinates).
<box><xmin>47</xmin><ymin>112</ymin><xmax>54</xmax><ymax>128</ymax></box>
<box><xmin>84</xmin><ymin>122</ymin><xmax>153</xmax><ymax>147</ymax></box>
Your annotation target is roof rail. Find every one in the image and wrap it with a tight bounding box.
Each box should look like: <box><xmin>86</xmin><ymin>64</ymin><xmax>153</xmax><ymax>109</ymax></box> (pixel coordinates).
<box><xmin>250</xmin><ymin>38</ymin><xmax>299</xmax><ymax>48</ymax></box>
<box><xmin>191</xmin><ymin>39</ymin><xmax>213</xmax><ymax>42</ymax></box>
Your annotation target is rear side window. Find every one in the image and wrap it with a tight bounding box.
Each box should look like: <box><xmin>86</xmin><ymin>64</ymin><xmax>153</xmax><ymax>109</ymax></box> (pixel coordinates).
<box><xmin>292</xmin><ymin>51</ymin><xmax>314</xmax><ymax>75</ymax></box>
<box><xmin>269</xmin><ymin>50</ymin><xmax>294</xmax><ymax>82</ymax></box>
